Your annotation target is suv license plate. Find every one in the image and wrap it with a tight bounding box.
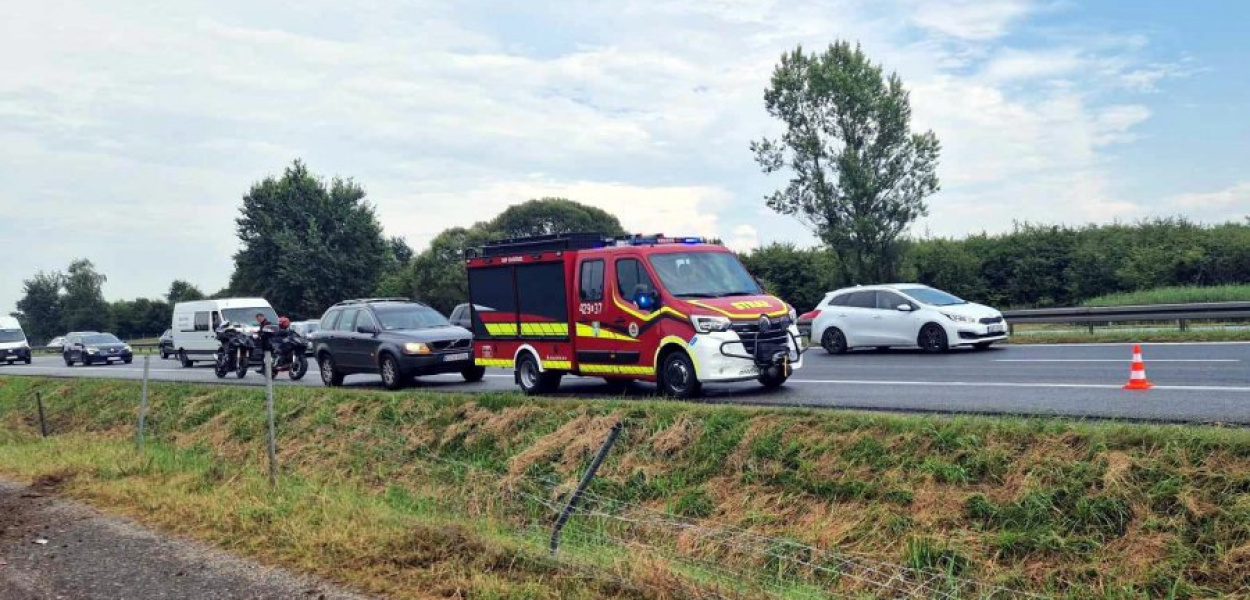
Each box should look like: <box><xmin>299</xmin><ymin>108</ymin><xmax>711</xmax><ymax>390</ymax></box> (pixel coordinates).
<box><xmin>443</xmin><ymin>352</ymin><xmax>470</xmax><ymax>362</ymax></box>
<box><xmin>988</xmin><ymin>324</ymin><xmax>1005</xmax><ymax>334</ymax></box>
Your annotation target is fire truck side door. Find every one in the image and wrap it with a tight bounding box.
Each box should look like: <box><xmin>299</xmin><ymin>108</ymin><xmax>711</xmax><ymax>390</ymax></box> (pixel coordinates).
<box><xmin>574</xmin><ymin>257</ymin><xmax>619</xmax><ymax>372</ymax></box>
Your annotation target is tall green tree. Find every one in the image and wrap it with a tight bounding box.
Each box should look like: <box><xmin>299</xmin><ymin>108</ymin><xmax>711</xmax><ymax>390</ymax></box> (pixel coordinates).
<box><xmin>752</xmin><ymin>42</ymin><xmax>940</xmax><ymax>284</ymax></box>
<box><xmin>166</xmin><ymin>280</ymin><xmax>205</xmax><ymax>304</ymax></box>
<box><xmin>62</xmin><ymin>259</ymin><xmax>111</xmax><ymax>332</ymax></box>
<box><xmin>490</xmin><ymin>198</ymin><xmax>627</xmax><ymax>238</ymax></box>
<box><xmin>16</xmin><ymin>271</ymin><xmax>64</xmax><ymax>343</ymax></box>
<box><xmin>397</xmin><ymin>198</ymin><xmax>629</xmax><ymax>313</ymax></box>
<box><xmin>230</xmin><ymin>160</ymin><xmax>388</xmax><ymax>319</ymax></box>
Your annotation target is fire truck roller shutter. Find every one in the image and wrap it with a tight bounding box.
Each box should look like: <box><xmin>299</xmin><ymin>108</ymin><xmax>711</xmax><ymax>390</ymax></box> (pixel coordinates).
<box><xmin>467</xmin><ymin>266</ymin><xmax>516</xmax><ymax>339</ymax></box>
<box><xmin>516</xmin><ymin>262</ymin><xmax>570</xmax><ymax>339</ymax></box>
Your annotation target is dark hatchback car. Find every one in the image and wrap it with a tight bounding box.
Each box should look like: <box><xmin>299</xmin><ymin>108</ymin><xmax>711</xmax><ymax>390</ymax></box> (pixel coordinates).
<box><xmin>158</xmin><ymin>329</ymin><xmax>174</xmax><ymax>359</ymax></box>
<box><xmin>64</xmin><ymin>332</ymin><xmax>133</xmax><ymax>366</ymax></box>
<box><xmin>312</xmin><ymin>298</ymin><xmax>481</xmax><ymax>390</ymax></box>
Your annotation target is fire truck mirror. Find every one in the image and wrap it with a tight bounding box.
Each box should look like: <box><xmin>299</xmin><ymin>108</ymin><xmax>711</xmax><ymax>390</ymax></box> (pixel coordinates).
<box><xmin>632</xmin><ymin>284</ymin><xmax>660</xmax><ymax>310</ymax></box>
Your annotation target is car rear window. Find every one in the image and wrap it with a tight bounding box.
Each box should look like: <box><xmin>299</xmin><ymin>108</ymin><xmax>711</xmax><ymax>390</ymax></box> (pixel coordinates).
<box><xmin>846</xmin><ymin>291</ymin><xmax>877</xmax><ymax>308</ymax></box>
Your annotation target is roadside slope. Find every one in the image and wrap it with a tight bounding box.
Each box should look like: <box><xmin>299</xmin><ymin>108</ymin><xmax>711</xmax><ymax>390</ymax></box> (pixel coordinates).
<box><xmin>1</xmin><ymin>376</ymin><xmax>1247</xmax><ymax>599</ymax></box>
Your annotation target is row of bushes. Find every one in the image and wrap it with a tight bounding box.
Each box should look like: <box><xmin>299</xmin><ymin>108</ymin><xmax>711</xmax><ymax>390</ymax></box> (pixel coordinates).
<box><xmin>743</xmin><ymin>218</ymin><xmax>1250</xmax><ymax>310</ymax></box>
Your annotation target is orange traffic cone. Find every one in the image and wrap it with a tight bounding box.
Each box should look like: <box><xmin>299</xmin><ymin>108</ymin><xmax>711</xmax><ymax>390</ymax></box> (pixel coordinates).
<box><xmin>1123</xmin><ymin>345</ymin><xmax>1154</xmax><ymax>390</ymax></box>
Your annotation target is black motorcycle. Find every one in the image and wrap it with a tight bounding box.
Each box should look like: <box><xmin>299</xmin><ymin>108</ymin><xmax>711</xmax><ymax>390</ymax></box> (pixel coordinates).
<box><xmin>256</xmin><ymin>325</ymin><xmax>309</xmax><ymax>381</ymax></box>
<box><xmin>214</xmin><ymin>322</ymin><xmax>252</xmax><ymax>379</ymax></box>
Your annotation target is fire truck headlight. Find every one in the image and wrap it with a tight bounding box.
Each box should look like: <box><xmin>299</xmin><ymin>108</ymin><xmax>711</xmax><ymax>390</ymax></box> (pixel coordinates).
<box><xmin>404</xmin><ymin>342</ymin><xmax>432</xmax><ymax>355</ymax></box>
<box><xmin>692</xmin><ymin>315</ymin><xmax>732</xmax><ymax>333</ymax></box>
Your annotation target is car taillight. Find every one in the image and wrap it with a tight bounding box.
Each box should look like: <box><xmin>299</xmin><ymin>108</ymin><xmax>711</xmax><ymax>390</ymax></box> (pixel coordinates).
<box><xmin>798</xmin><ymin>310</ymin><xmax>821</xmax><ymax>321</ymax></box>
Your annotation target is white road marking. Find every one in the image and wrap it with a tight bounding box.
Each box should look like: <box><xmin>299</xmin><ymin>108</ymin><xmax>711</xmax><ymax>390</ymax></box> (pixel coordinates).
<box><xmin>788</xmin><ymin>378</ymin><xmax>1250</xmax><ymax>393</ymax></box>
<box><xmin>994</xmin><ymin>359</ymin><xmax>1240</xmax><ymax>363</ymax></box>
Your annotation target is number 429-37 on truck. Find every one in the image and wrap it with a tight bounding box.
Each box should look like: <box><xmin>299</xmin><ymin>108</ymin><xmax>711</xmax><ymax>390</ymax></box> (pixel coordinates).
<box><xmin>464</xmin><ymin>233</ymin><xmax>806</xmax><ymax>398</ymax></box>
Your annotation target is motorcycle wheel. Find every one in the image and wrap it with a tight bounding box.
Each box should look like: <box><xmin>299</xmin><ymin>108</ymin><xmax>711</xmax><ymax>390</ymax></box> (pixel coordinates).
<box><xmin>235</xmin><ymin>348</ymin><xmax>249</xmax><ymax>379</ymax></box>
<box><xmin>288</xmin><ymin>354</ymin><xmax>308</xmax><ymax>381</ymax></box>
<box><xmin>214</xmin><ymin>352</ymin><xmax>229</xmax><ymax>379</ymax></box>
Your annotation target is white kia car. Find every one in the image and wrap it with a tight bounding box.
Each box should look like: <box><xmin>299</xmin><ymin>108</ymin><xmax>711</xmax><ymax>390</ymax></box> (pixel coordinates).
<box><xmin>808</xmin><ymin>284</ymin><xmax>1007</xmax><ymax>354</ymax></box>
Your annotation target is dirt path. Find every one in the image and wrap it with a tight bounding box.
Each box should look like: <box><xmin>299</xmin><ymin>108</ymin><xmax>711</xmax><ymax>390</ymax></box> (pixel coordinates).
<box><xmin>0</xmin><ymin>478</ymin><xmax>381</xmax><ymax>600</ymax></box>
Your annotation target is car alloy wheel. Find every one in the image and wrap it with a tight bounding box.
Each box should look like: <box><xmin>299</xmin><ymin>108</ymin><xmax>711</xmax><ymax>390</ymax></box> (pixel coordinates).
<box><xmin>821</xmin><ymin>328</ymin><xmax>848</xmax><ymax>355</ymax></box>
<box><xmin>319</xmin><ymin>355</ymin><xmax>343</xmax><ymax>387</ymax></box>
<box><xmin>919</xmin><ymin>324</ymin><xmax>949</xmax><ymax>354</ymax></box>
<box><xmin>380</xmin><ymin>355</ymin><xmax>405</xmax><ymax>390</ymax></box>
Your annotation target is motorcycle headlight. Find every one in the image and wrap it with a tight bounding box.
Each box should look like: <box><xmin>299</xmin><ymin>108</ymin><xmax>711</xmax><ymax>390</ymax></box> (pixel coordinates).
<box><xmin>942</xmin><ymin>312</ymin><xmax>976</xmax><ymax>324</ymax></box>
<box><xmin>404</xmin><ymin>342</ymin><xmax>432</xmax><ymax>355</ymax></box>
<box><xmin>692</xmin><ymin>315</ymin><xmax>732</xmax><ymax>333</ymax></box>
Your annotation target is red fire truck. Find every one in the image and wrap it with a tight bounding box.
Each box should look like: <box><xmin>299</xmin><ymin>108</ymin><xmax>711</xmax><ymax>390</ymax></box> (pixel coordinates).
<box><xmin>465</xmin><ymin>233</ymin><xmax>804</xmax><ymax>397</ymax></box>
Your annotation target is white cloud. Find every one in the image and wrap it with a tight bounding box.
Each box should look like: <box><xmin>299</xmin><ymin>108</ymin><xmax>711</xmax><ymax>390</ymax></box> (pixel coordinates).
<box><xmin>907</xmin><ymin>0</ymin><xmax>1035</xmax><ymax>41</ymax></box>
<box><xmin>0</xmin><ymin>0</ymin><xmax>1197</xmax><ymax>311</ymax></box>
<box><xmin>728</xmin><ymin>225</ymin><xmax>761</xmax><ymax>252</ymax></box>
<box><xmin>1169</xmin><ymin>182</ymin><xmax>1250</xmax><ymax>222</ymax></box>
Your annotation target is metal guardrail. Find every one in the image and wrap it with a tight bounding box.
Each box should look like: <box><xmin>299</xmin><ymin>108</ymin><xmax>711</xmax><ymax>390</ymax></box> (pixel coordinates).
<box><xmin>1003</xmin><ymin>301</ymin><xmax>1250</xmax><ymax>332</ymax></box>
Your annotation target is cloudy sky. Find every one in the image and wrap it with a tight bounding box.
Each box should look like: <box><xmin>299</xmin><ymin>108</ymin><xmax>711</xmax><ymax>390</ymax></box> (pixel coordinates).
<box><xmin>3</xmin><ymin>0</ymin><xmax>1248</xmax><ymax>312</ymax></box>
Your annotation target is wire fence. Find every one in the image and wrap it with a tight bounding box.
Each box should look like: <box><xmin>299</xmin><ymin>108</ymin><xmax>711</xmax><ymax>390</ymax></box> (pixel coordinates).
<box><xmin>24</xmin><ymin>358</ymin><xmax>1051</xmax><ymax>600</ymax></box>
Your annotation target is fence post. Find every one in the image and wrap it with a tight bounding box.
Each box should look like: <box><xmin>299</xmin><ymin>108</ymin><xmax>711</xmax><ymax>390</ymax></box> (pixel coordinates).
<box><xmin>1179</xmin><ymin>319</ymin><xmax>1188</xmax><ymax>332</ymax></box>
<box><xmin>550</xmin><ymin>421</ymin><xmax>623</xmax><ymax>556</ymax></box>
<box><xmin>36</xmin><ymin>392</ymin><xmax>48</xmax><ymax>438</ymax></box>
<box><xmin>136</xmin><ymin>354</ymin><xmax>151</xmax><ymax>451</ymax></box>
<box><xmin>264</xmin><ymin>351</ymin><xmax>278</xmax><ymax>487</ymax></box>
<box><xmin>1087</xmin><ymin>321</ymin><xmax>1095</xmax><ymax>335</ymax></box>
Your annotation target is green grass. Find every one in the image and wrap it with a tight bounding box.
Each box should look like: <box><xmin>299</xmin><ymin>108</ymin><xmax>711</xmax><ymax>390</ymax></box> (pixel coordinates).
<box><xmin>1006</xmin><ymin>327</ymin><xmax>1250</xmax><ymax>345</ymax></box>
<box><xmin>1082</xmin><ymin>285</ymin><xmax>1250</xmax><ymax>307</ymax></box>
<box><xmin>1</xmin><ymin>377</ymin><xmax>1248</xmax><ymax>599</ymax></box>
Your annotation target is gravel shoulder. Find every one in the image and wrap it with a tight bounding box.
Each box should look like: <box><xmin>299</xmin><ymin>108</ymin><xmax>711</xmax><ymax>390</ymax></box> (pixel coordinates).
<box><xmin>0</xmin><ymin>477</ymin><xmax>380</xmax><ymax>600</ymax></box>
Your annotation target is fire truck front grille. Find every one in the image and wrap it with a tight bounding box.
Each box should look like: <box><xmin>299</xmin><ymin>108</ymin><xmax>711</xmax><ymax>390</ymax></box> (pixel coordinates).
<box><xmin>730</xmin><ymin>318</ymin><xmax>792</xmax><ymax>356</ymax></box>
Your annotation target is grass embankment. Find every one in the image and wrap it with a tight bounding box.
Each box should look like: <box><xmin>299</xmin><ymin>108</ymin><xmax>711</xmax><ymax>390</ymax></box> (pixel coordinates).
<box><xmin>1082</xmin><ymin>285</ymin><xmax>1250</xmax><ymax>307</ymax></box>
<box><xmin>1</xmin><ymin>377</ymin><xmax>1247</xmax><ymax>600</ymax></box>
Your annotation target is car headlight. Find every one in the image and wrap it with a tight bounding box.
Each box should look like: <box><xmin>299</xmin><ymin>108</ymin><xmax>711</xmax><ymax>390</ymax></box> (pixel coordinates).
<box><xmin>123</xmin><ymin>345</ymin><xmax>132</xmax><ymax>352</ymax></box>
<box><xmin>403</xmin><ymin>342</ymin><xmax>431</xmax><ymax>355</ymax></box>
<box><xmin>692</xmin><ymin>315</ymin><xmax>732</xmax><ymax>333</ymax></box>
<box><xmin>942</xmin><ymin>313</ymin><xmax>976</xmax><ymax>324</ymax></box>
<box><xmin>87</xmin><ymin>348</ymin><xmax>99</xmax><ymax>354</ymax></box>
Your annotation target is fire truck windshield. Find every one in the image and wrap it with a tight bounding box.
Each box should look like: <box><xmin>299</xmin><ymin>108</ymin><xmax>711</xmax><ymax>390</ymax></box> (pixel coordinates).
<box><xmin>648</xmin><ymin>252</ymin><xmax>763</xmax><ymax>298</ymax></box>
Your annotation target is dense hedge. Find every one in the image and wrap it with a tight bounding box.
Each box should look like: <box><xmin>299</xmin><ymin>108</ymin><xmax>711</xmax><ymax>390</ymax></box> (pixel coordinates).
<box><xmin>743</xmin><ymin>219</ymin><xmax>1250</xmax><ymax>310</ymax></box>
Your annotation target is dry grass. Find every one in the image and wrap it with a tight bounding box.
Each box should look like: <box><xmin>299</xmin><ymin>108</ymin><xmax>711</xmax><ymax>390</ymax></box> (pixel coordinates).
<box><xmin>1</xmin><ymin>376</ymin><xmax>1249</xmax><ymax>599</ymax></box>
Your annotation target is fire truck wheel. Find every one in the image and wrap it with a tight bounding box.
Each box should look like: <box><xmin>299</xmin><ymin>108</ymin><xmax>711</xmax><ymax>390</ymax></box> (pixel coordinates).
<box><xmin>659</xmin><ymin>351</ymin><xmax>702</xmax><ymax>399</ymax></box>
<box><xmin>516</xmin><ymin>354</ymin><xmax>561</xmax><ymax>395</ymax></box>
<box><xmin>758</xmin><ymin>370</ymin><xmax>788</xmax><ymax>389</ymax></box>
<box><xmin>461</xmin><ymin>366</ymin><xmax>486</xmax><ymax>382</ymax></box>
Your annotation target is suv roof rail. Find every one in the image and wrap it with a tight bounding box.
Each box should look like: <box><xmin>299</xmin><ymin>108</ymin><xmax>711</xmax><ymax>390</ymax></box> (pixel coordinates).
<box><xmin>330</xmin><ymin>297</ymin><xmax>415</xmax><ymax>307</ymax></box>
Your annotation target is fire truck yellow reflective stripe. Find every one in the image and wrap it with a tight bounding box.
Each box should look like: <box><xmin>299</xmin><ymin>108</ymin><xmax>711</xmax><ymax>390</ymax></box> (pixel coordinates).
<box><xmin>579</xmin><ymin>364</ymin><xmax>654</xmax><ymax>375</ymax></box>
<box><xmin>574</xmin><ymin>323</ymin><xmax>639</xmax><ymax>343</ymax></box>
<box><xmin>518</xmin><ymin>322</ymin><xmax>569</xmax><ymax>337</ymax></box>
<box><xmin>654</xmin><ymin>336</ymin><xmax>701</xmax><ymax>379</ymax></box>
<box><xmin>688</xmin><ymin>299</ymin><xmax>789</xmax><ymax>320</ymax></box>
<box><xmin>544</xmin><ymin>360</ymin><xmax>573</xmax><ymax>370</ymax></box>
<box><xmin>484</xmin><ymin>323</ymin><xmax>518</xmax><ymax>336</ymax></box>
<box><xmin>611</xmin><ymin>295</ymin><xmax>689</xmax><ymax>322</ymax></box>
<box><xmin>475</xmin><ymin>358</ymin><xmax>512</xmax><ymax>368</ymax></box>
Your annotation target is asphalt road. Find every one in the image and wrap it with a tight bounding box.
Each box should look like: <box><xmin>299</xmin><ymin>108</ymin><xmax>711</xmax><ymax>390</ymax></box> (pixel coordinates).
<box><xmin>3</xmin><ymin>342</ymin><xmax>1248</xmax><ymax>424</ymax></box>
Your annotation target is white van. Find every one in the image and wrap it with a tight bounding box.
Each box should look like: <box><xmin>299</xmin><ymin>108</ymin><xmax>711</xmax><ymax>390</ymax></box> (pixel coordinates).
<box><xmin>171</xmin><ymin>298</ymin><xmax>277</xmax><ymax>367</ymax></box>
<box><xmin>0</xmin><ymin>316</ymin><xmax>32</xmax><ymax>365</ymax></box>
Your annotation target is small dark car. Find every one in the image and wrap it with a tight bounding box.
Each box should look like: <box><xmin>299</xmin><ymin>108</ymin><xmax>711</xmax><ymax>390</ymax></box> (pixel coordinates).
<box><xmin>313</xmin><ymin>298</ymin><xmax>481</xmax><ymax>390</ymax></box>
<box><xmin>448</xmin><ymin>303</ymin><xmax>492</xmax><ymax>331</ymax></box>
<box><xmin>158</xmin><ymin>329</ymin><xmax>174</xmax><ymax>359</ymax></box>
<box><xmin>64</xmin><ymin>332</ymin><xmax>133</xmax><ymax>366</ymax></box>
